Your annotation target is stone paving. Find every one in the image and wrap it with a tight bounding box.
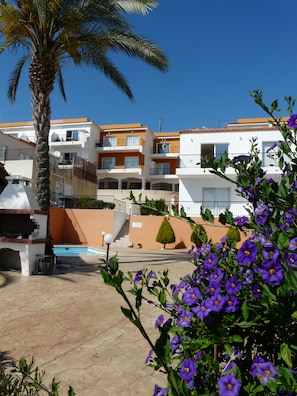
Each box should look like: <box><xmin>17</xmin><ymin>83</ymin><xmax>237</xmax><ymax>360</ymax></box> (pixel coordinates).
<box><xmin>0</xmin><ymin>248</ymin><xmax>194</xmax><ymax>395</ymax></box>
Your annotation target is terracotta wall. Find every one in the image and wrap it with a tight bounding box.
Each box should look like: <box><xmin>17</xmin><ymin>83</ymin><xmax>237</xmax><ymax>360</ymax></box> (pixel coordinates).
<box><xmin>50</xmin><ymin>208</ymin><xmax>234</xmax><ymax>249</ymax></box>
<box><xmin>129</xmin><ymin>216</ymin><xmax>230</xmax><ymax>249</ymax></box>
<box><xmin>50</xmin><ymin>207</ymin><xmax>115</xmax><ymax>247</ymax></box>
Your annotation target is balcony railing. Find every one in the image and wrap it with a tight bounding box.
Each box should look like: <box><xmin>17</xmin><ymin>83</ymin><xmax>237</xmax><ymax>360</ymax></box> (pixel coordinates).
<box><xmin>170</xmin><ymin>200</ymin><xmax>251</xmax><ymax>217</ymax></box>
<box><xmin>178</xmin><ymin>152</ymin><xmax>279</xmax><ymax>168</ymax></box>
<box><xmin>150</xmin><ymin>168</ymin><xmax>177</xmax><ymax>176</ymax></box>
<box><xmin>95</xmin><ymin>137</ymin><xmax>145</xmax><ymax>149</ymax></box>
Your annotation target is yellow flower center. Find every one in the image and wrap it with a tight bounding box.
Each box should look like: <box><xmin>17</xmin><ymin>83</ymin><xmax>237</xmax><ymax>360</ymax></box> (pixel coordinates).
<box><xmin>269</xmin><ymin>268</ymin><xmax>276</xmax><ymax>275</ymax></box>
<box><xmin>244</xmin><ymin>250</ymin><xmax>250</xmax><ymax>256</ymax></box>
<box><xmin>227</xmin><ymin>383</ymin><xmax>233</xmax><ymax>390</ymax></box>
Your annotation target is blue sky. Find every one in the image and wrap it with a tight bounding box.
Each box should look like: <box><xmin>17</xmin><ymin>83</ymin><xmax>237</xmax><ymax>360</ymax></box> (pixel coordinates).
<box><xmin>0</xmin><ymin>0</ymin><xmax>295</xmax><ymax>132</ymax></box>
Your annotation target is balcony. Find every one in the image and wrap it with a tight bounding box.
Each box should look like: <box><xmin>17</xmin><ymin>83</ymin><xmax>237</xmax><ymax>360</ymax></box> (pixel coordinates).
<box><xmin>95</xmin><ymin>138</ymin><xmax>145</xmax><ymax>153</ymax></box>
<box><xmin>149</xmin><ymin>167</ymin><xmax>178</xmax><ymax>179</ymax></box>
<box><xmin>151</xmin><ymin>143</ymin><xmax>179</xmax><ymax>159</ymax></box>
<box><xmin>177</xmin><ymin>152</ymin><xmax>281</xmax><ymax>177</ymax></box>
<box><xmin>176</xmin><ymin>200</ymin><xmax>250</xmax><ymax>217</ymax></box>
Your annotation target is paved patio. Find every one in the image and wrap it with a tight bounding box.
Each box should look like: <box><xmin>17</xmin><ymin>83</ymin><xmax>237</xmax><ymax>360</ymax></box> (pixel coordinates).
<box><xmin>0</xmin><ymin>248</ymin><xmax>194</xmax><ymax>395</ymax></box>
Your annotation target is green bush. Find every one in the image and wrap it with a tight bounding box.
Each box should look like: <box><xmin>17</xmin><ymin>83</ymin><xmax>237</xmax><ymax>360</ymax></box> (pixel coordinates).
<box><xmin>0</xmin><ymin>357</ymin><xmax>75</xmax><ymax>395</ymax></box>
<box><xmin>226</xmin><ymin>226</ymin><xmax>241</xmax><ymax>244</ymax></box>
<box><xmin>140</xmin><ymin>197</ymin><xmax>168</xmax><ymax>216</ymax></box>
<box><xmin>155</xmin><ymin>217</ymin><xmax>176</xmax><ymax>249</ymax></box>
<box><xmin>79</xmin><ymin>197</ymin><xmax>115</xmax><ymax>209</ymax></box>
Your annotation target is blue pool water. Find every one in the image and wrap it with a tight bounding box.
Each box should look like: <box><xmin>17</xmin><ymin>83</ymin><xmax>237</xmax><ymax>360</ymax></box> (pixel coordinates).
<box><xmin>53</xmin><ymin>246</ymin><xmax>105</xmax><ymax>257</ymax></box>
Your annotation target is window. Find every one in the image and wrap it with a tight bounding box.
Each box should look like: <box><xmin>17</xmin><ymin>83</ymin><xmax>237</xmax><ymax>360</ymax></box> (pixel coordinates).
<box><xmin>0</xmin><ymin>145</ymin><xmax>6</xmax><ymax>162</ymax></box>
<box><xmin>103</xmin><ymin>136</ymin><xmax>117</xmax><ymax>147</ymax></box>
<box><xmin>201</xmin><ymin>143</ymin><xmax>228</xmax><ymax>168</ymax></box>
<box><xmin>202</xmin><ymin>188</ymin><xmax>230</xmax><ymax>215</ymax></box>
<box><xmin>156</xmin><ymin>163</ymin><xmax>170</xmax><ymax>175</ymax></box>
<box><xmin>61</xmin><ymin>153</ymin><xmax>76</xmax><ymax>165</ymax></box>
<box><xmin>126</xmin><ymin>135</ymin><xmax>140</xmax><ymax>146</ymax></box>
<box><xmin>157</xmin><ymin>142</ymin><xmax>170</xmax><ymax>153</ymax></box>
<box><xmin>66</xmin><ymin>130</ymin><xmax>79</xmax><ymax>141</ymax></box>
<box><xmin>101</xmin><ymin>157</ymin><xmax>116</xmax><ymax>170</ymax></box>
<box><xmin>19</xmin><ymin>152</ymin><xmax>32</xmax><ymax>160</ymax></box>
<box><xmin>262</xmin><ymin>142</ymin><xmax>277</xmax><ymax>167</ymax></box>
<box><xmin>125</xmin><ymin>156</ymin><xmax>139</xmax><ymax>168</ymax></box>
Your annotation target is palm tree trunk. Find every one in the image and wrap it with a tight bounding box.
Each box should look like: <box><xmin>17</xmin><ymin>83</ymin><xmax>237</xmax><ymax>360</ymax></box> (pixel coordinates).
<box><xmin>29</xmin><ymin>54</ymin><xmax>56</xmax><ymax>254</ymax></box>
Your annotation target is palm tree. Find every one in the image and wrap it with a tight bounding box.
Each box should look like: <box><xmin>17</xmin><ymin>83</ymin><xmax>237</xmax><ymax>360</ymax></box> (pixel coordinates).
<box><xmin>0</xmin><ymin>0</ymin><xmax>169</xmax><ymax>252</ymax></box>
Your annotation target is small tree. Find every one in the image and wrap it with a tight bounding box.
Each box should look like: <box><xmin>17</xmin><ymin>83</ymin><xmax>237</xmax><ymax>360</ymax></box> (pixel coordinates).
<box><xmin>155</xmin><ymin>217</ymin><xmax>175</xmax><ymax>249</ymax></box>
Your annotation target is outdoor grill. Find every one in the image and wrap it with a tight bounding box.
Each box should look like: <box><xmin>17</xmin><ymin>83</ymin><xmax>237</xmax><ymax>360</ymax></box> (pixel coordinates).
<box><xmin>0</xmin><ymin>176</ymin><xmax>49</xmax><ymax>275</ymax></box>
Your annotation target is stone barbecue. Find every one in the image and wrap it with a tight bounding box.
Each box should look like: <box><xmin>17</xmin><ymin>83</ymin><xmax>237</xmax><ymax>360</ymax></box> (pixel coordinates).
<box><xmin>0</xmin><ymin>176</ymin><xmax>48</xmax><ymax>275</ymax></box>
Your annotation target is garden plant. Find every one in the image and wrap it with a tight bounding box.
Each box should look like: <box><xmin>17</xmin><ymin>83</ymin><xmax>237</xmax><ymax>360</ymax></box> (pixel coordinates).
<box><xmin>101</xmin><ymin>91</ymin><xmax>297</xmax><ymax>395</ymax></box>
<box><xmin>156</xmin><ymin>216</ymin><xmax>176</xmax><ymax>249</ymax></box>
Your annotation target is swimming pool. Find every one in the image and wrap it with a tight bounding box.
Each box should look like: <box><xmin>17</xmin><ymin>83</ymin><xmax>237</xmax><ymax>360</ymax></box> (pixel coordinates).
<box><xmin>53</xmin><ymin>245</ymin><xmax>105</xmax><ymax>257</ymax></box>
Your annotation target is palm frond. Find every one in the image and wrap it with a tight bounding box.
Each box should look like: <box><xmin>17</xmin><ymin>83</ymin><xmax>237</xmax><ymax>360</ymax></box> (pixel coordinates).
<box><xmin>56</xmin><ymin>65</ymin><xmax>67</xmax><ymax>101</ymax></box>
<box><xmin>114</xmin><ymin>0</ymin><xmax>158</xmax><ymax>15</ymax></box>
<box><xmin>80</xmin><ymin>45</ymin><xmax>134</xmax><ymax>100</ymax></box>
<box><xmin>7</xmin><ymin>55</ymin><xmax>28</xmax><ymax>103</ymax></box>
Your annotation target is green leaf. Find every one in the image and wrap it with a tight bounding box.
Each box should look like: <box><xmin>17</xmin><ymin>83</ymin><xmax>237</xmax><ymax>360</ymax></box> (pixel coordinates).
<box><xmin>242</xmin><ymin>300</ymin><xmax>249</xmax><ymax>321</ymax></box>
<box><xmin>121</xmin><ymin>306</ymin><xmax>133</xmax><ymax>321</ymax></box>
<box><xmin>280</xmin><ymin>343</ymin><xmax>293</xmax><ymax>367</ymax></box>
<box><xmin>100</xmin><ymin>269</ymin><xmax>114</xmax><ymax>286</ymax></box>
<box><xmin>200</xmin><ymin>207</ymin><xmax>214</xmax><ymax>223</ymax></box>
<box><xmin>158</xmin><ymin>290</ymin><xmax>166</xmax><ymax>306</ymax></box>
<box><xmin>232</xmin><ymin>335</ymin><xmax>243</xmax><ymax>343</ymax></box>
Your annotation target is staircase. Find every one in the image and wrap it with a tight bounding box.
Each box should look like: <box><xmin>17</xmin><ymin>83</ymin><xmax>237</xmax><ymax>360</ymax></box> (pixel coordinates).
<box><xmin>112</xmin><ymin>219</ymin><xmax>132</xmax><ymax>248</ymax></box>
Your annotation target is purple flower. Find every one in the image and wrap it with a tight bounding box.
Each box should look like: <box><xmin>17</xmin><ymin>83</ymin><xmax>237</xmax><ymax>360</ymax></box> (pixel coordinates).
<box><xmin>254</xmin><ymin>204</ymin><xmax>269</xmax><ymax>225</ymax></box>
<box><xmin>200</xmin><ymin>243</ymin><xmax>212</xmax><ymax>255</ymax></box>
<box><xmin>259</xmin><ymin>260</ymin><xmax>284</xmax><ymax>286</ymax></box>
<box><xmin>207</xmin><ymin>281</ymin><xmax>221</xmax><ymax>295</ymax></box>
<box><xmin>225</xmin><ymin>276</ymin><xmax>241</xmax><ymax>294</ymax></box>
<box><xmin>145</xmin><ymin>349</ymin><xmax>153</xmax><ymax>364</ymax></box>
<box><xmin>234</xmin><ymin>216</ymin><xmax>249</xmax><ymax>226</ymax></box>
<box><xmin>289</xmin><ymin>237</ymin><xmax>297</xmax><ymax>251</ymax></box>
<box><xmin>153</xmin><ymin>384</ymin><xmax>168</xmax><ymax>396</ymax></box>
<box><xmin>134</xmin><ymin>270</ymin><xmax>142</xmax><ymax>282</ymax></box>
<box><xmin>176</xmin><ymin>308</ymin><xmax>193</xmax><ymax>328</ymax></box>
<box><xmin>252</xmin><ymin>284</ymin><xmax>263</xmax><ymax>298</ymax></box>
<box><xmin>232</xmin><ymin>155</ymin><xmax>251</xmax><ymax>164</ymax></box>
<box><xmin>218</xmin><ymin>374</ymin><xmax>241</xmax><ymax>396</ymax></box>
<box><xmin>285</xmin><ymin>253</ymin><xmax>297</xmax><ymax>269</ymax></box>
<box><xmin>180</xmin><ymin>358</ymin><xmax>196</xmax><ymax>382</ymax></box>
<box><xmin>192</xmin><ymin>300</ymin><xmax>211</xmax><ymax>321</ymax></box>
<box><xmin>287</xmin><ymin>114</ymin><xmax>297</xmax><ymax>128</ymax></box>
<box><xmin>251</xmin><ymin>357</ymin><xmax>278</xmax><ymax>385</ymax></box>
<box><xmin>236</xmin><ymin>240</ymin><xmax>257</xmax><ymax>265</ymax></box>
<box><xmin>209</xmin><ymin>293</ymin><xmax>226</xmax><ymax>312</ymax></box>
<box><xmin>209</xmin><ymin>268</ymin><xmax>224</xmax><ymax>284</ymax></box>
<box><xmin>224</xmin><ymin>296</ymin><xmax>240</xmax><ymax>313</ymax></box>
<box><xmin>182</xmin><ymin>287</ymin><xmax>202</xmax><ymax>305</ymax></box>
<box><xmin>155</xmin><ymin>314</ymin><xmax>164</xmax><ymax>329</ymax></box>
<box><xmin>203</xmin><ymin>253</ymin><xmax>218</xmax><ymax>270</ymax></box>
<box><xmin>266</xmin><ymin>141</ymin><xmax>278</xmax><ymax>153</ymax></box>
<box><xmin>170</xmin><ymin>335</ymin><xmax>182</xmax><ymax>353</ymax></box>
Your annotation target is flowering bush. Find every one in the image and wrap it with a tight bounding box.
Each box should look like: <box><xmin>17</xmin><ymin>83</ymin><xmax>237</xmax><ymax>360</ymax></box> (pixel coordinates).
<box><xmin>100</xmin><ymin>91</ymin><xmax>297</xmax><ymax>395</ymax></box>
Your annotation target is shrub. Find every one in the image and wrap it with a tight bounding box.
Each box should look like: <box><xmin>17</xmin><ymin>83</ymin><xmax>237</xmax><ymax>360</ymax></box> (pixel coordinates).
<box><xmin>101</xmin><ymin>92</ymin><xmax>297</xmax><ymax>395</ymax></box>
<box><xmin>155</xmin><ymin>217</ymin><xmax>176</xmax><ymax>249</ymax></box>
<box><xmin>226</xmin><ymin>226</ymin><xmax>241</xmax><ymax>244</ymax></box>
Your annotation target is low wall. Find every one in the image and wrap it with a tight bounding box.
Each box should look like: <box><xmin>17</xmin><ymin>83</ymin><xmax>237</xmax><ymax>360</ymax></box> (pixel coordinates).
<box><xmin>50</xmin><ymin>207</ymin><xmax>116</xmax><ymax>247</ymax></box>
<box><xmin>50</xmin><ymin>208</ymin><xmax>233</xmax><ymax>250</ymax></box>
<box><xmin>129</xmin><ymin>216</ymin><xmax>230</xmax><ymax>249</ymax></box>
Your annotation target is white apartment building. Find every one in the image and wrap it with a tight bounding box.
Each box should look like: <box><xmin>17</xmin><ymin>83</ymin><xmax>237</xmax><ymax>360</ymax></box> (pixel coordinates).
<box><xmin>176</xmin><ymin>118</ymin><xmax>286</xmax><ymax>217</ymax></box>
